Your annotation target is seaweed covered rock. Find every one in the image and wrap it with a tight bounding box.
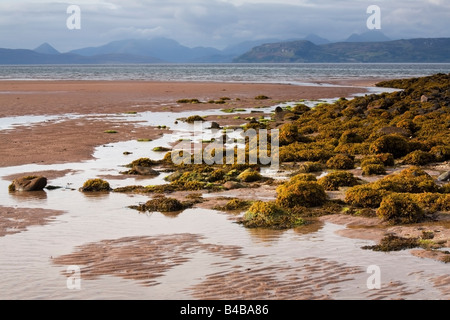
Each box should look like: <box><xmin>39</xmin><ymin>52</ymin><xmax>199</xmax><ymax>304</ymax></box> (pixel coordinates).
<box><xmin>326</xmin><ymin>154</ymin><xmax>354</xmax><ymax>170</ymax></box>
<box><xmin>80</xmin><ymin>179</ymin><xmax>112</xmax><ymax>192</ymax></box>
<box><xmin>242</xmin><ymin>201</ymin><xmax>304</xmax><ymax>229</ymax></box>
<box><xmin>297</xmin><ymin>162</ymin><xmax>324</xmax><ymax>173</ymax></box>
<box><xmin>276</xmin><ymin>180</ymin><xmax>327</xmax><ymax>208</ymax></box>
<box><xmin>430</xmin><ymin>146</ymin><xmax>450</xmax><ymax>162</ymax></box>
<box><xmin>440</xmin><ymin>183</ymin><xmax>450</xmax><ymax>194</ymax></box>
<box><xmin>362</xmin><ymin>164</ymin><xmax>386</xmax><ymax>176</ymax></box>
<box><xmin>289</xmin><ymin>173</ymin><xmax>317</xmax><ymax>183</ymax></box>
<box><xmin>185</xmin><ymin>115</ymin><xmax>206</xmax><ymax>123</ymax></box>
<box><xmin>237</xmin><ymin>169</ymin><xmax>262</xmax><ymax>182</ymax></box>
<box><xmin>9</xmin><ymin>176</ymin><xmax>47</xmax><ymax>192</ymax></box>
<box><xmin>318</xmin><ymin>171</ymin><xmax>359</xmax><ymax>191</ymax></box>
<box><xmin>345</xmin><ymin>185</ymin><xmax>387</xmax><ymax>208</ymax></box>
<box><xmin>369</xmin><ymin>134</ymin><xmax>410</xmax><ymax>158</ymax></box>
<box><xmin>403</xmin><ymin>150</ymin><xmax>435</xmax><ymax>166</ymax></box>
<box><xmin>214</xmin><ymin>199</ymin><xmax>252</xmax><ymax>211</ymax></box>
<box><xmin>373</xmin><ymin>167</ymin><xmax>438</xmax><ymax>193</ymax></box>
<box><xmin>137</xmin><ymin>197</ymin><xmax>185</xmax><ymax>212</ymax></box>
<box><xmin>363</xmin><ymin>235</ymin><xmax>420</xmax><ymax>252</ymax></box>
<box><xmin>126</xmin><ymin>158</ymin><xmax>157</xmax><ymax>168</ymax></box>
<box><xmin>339</xmin><ymin>130</ymin><xmax>364</xmax><ymax>145</ymax></box>
<box><xmin>410</xmin><ymin>193</ymin><xmax>450</xmax><ymax>212</ymax></box>
<box><xmin>279</xmin><ymin>123</ymin><xmax>306</xmax><ymax>145</ymax></box>
<box><xmin>377</xmin><ymin>193</ymin><xmax>425</xmax><ymax>224</ymax></box>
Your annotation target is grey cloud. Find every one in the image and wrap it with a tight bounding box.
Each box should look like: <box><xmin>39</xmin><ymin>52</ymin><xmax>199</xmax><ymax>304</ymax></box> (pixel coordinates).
<box><xmin>0</xmin><ymin>0</ymin><xmax>447</xmax><ymax>51</ymax></box>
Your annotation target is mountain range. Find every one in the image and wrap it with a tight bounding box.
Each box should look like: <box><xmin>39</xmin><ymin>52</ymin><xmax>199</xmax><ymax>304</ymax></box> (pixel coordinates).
<box><xmin>0</xmin><ymin>31</ymin><xmax>449</xmax><ymax>64</ymax></box>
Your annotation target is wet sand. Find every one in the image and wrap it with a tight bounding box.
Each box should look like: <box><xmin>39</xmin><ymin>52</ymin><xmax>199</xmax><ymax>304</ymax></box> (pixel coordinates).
<box><xmin>0</xmin><ymin>206</ymin><xmax>64</xmax><ymax>238</ymax></box>
<box><xmin>0</xmin><ymin>81</ymin><xmax>366</xmax><ymax>167</ymax></box>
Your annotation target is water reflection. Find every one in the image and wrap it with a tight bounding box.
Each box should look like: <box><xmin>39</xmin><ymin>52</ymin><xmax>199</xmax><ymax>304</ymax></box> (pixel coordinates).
<box><xmin>9</xmin><ymin>190</ymin><xmax>48</xmax><ymax>201</ymax></box>
<box><xmin>246</xmin><ymin>228</ymin><xmax>285</xmax><ymax>244</ymax></box>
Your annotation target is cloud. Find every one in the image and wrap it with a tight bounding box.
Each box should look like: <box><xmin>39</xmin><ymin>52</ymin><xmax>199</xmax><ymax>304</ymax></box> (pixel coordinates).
<box><xmin>0</xmin><ymin>0</ymin><xmax>448</xmax><ymax>51</ymax></box>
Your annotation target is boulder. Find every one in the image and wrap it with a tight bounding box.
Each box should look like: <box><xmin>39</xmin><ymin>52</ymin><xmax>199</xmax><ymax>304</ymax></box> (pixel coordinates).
<box><xmin>378</xmin><ymin>127</ymin><xmax>410</xmax><ymax>137</ymax></box>
<box><xmin>9</xmin><ymin>176</ymin><xmax>47</xmax><ymax>192</ymax></box>
<box><xmin>275</xmin><ymin>106</ymin><xmax>283</xmax><ymax>113</ymax></box>
<box><xmin>133</xmin><ymin>166</ymin><xmax>159</xmax><ymax>176</ymax></box>
<box><xmin>223</xmin><ymin>181</ymin><xmax>243</xmax><ymax>190</ymax></box>
<box><xmin>210</xmin><ymin>122</ymin><xmax>221</xmax><ymax>129</ymax></box>
<box><xmin>438</xmin><ymin>171</ymin><xmax>450</xmax><ymax>182</ymax></box>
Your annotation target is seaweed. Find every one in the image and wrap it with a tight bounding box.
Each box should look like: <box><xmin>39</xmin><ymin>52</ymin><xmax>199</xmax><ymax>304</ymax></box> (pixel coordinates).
<box><xmin>276</xmin><ymin>180</ymin><xmax>327</xmax><ymax>208</ymax></box>
<box><xmin>80</xmin><ymin>179</ymin><xmax>112</xmax><ymax>192</ymax></box>
<box><xmin>318</xmin><ymin>171</ymin><xmax>359</xmax><ymax>191</ymax></box>
<box><xmin>242</xmin><ymin>201</ymin><xmax>305</xmax><ymax>229</ymax></box>
<box><xmin>362</xmin><ymin>235</ymin><xmax>420</xmax><ymax>252</ymax></box>
<box><xmin>376</xmin><ymin>193</ymin><xmax>425</xmax><ymax>224</ymax></box>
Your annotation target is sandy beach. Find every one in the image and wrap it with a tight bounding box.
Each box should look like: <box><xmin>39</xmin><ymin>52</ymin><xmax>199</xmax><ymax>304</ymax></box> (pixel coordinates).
<box><xmin>1</xmin><ymin>78</ymin><xmax>449</xmax><ymax>300</ymax></box>
<box><xmin>0</xmin><ymin>81</ymin><xmax>364</xmax><ymax>167</ymax></box>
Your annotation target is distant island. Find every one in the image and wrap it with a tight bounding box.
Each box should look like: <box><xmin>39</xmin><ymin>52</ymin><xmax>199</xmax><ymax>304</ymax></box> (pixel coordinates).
<box><xmin>234</xmin><ymin>38</ymin><xmax>450</xmax><ymax>63</ymax></box>
<box><xmin>1</xmin><ymin>34</ymin><xmax>450</xmax><ymax>64</ymax></box>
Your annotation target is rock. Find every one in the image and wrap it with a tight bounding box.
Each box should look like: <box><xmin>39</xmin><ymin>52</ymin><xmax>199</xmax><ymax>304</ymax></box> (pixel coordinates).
<box><xmin>275</xmin><ymin>106</ymin><xmax>283</xmax><ymax>113</ymax></box>
<box><xmin>421</xmin><ymin>95</ymin><xmax>429</xmax><ymax>103</ymax></box>
<box><xmin>223</xmin><ymin>181</ymin><xmax>243</xmax><ymax>190</ymax></box>
<box><xmin>437</xmin><ymin>171</ymin><xmax>450</xmax><ymax>182</ymax></box>
<box><xmin>378</xmin><ymin>127</ymin><xmax>410</xmax><ymax>137</ymax></box>
<box><xmin>132</xmin><ymin>166</ymin><xmax>159</xmax><ymax>176</ymax></box>
<box><xmin>9</xmin><ymin>176</ymin><xmax>47</xmax><ymax>192</ymax></box>
<box><xmin>210</xmin><ymin>122</ymin><xmax>221</xmax><ymax>129</ymax></box>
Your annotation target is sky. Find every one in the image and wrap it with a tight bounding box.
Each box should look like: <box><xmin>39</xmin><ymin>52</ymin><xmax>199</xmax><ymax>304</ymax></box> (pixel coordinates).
<box><xmin>0</xmin><ymin>0</ymin><xmax>449</xmax><ymax>52</ymax></box>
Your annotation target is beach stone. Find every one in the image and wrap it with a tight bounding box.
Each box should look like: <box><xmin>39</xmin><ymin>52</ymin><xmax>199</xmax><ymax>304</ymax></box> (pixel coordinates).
<box><xmin>210</xmin><ymin>122</ymin><xmax>221</xmax><ymax>129</ymax></box>
<box><xmin>132</xmin><ymin>166</ymin><xmax>159</xmax><ymax>176</ymax></box>
<box><xmin>10</xmin><ymin>176</ymin><xmax>47</xmax><ymax>192</ymax></box>
<box><xmin>275</xmin><ymin>106</ymin><xmax>283</xmax><ymax>113</ymax></box>
<box><xmin>223</xmin><ymin>181</ymin><xmax>243</xmax><ymax>190</ymax></box>
<box><xmin>421</xmin><ymin>95</ymin><xmax>429</xmax><ymax>103</ymax></box>
<box><xmin>378</xmin><ymin>126</ymin><xmax>410</xmax><ymax>137</ymax></box>
<box><xmin>437</xmin><ymin>171</ymin><xmax>450</xmax><ymax>182</ymax></box>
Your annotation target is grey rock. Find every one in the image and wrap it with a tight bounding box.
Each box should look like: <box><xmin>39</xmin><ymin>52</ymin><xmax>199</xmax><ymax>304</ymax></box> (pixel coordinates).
<box><xmin>437</xmin><ymin>171</ymin><xmax>450</xmax><ymax>182</ymax></box>
<box><xmin>133</xmin><ymin>166</ymin><xmax>159</xmax><ymax>176</ymax></box>
<box><xmin>223</xmin><ymin>181</ymin><xmax>243</xmax><ymax>190</ymax></box>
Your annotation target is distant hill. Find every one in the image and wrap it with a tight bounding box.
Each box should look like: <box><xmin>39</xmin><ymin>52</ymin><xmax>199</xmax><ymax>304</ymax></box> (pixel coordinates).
<box><xmin>303</xmin><ymin>34</ymin><xmax>331</xmax><ymax>45</ymax></box>
<box><xmin>0</xmin><ymin>48</ymin><xmax>162</xmax><ymax>64</ymax></box>
<box><xmin>234</xmin><ymin>38</ymin><xmax>450</xmax><ymax>63</ymax></box>
<box><xmin>34</xmin><ymin>43</ymin><xmax>60</xmax><ymax>55</ymax></box>
<box><xmin>70</xmin><ymin>38</ymin><xmax>223</xmax><ymax>63</ymax></box>
<box><xmin>345</xmin><ymin>30</ymin><xmax>391</xmax><ymax>43</ymax></box>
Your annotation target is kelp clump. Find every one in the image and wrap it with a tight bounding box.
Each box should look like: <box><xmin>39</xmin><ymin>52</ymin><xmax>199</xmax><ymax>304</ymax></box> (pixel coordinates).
<box><xmin>276</xmin><ymin>178</ymin><xmax>327</xmax><ymax>208</ymax></box>
<box><xmin>80</xmin><ymin>179</ymin><xmax>112</xmax><ymax>192</ymax></box>
<box><xmin>376</xmin><ymin>193</ymin><xmax>425</xmax><ymax>224</ymax></box>
<box><xmin>326</xmin><ymin>154</ymin><xmax>355</xmax><ymax>170</ymax></box>
<box><xmin>318</xmin><ymin>171</ymin><xmax>359</xmax><ymax>191</ymax></box>
<box><xmin>242</xmin><ymin>201</ymin><xmax>305</xmax><ymax>229</ymax></box>
<box><xmin>345</xmin><ymin>185</ymin><xmax>388</xmax><ymax>208</ymax></box>
<box><xmin>135</xmin><ymin>197</ymin><xmax>185</xmax><ymax>212</ymax></box>
<box><xmin>237</xmin><ymin>169</ymin><xmax>263</xmax><ymax>182</ymax></box>
<box><xmin>214</xmin><ymin>199</ymin><xmax>253</xmax><ymax>211</ymax></box>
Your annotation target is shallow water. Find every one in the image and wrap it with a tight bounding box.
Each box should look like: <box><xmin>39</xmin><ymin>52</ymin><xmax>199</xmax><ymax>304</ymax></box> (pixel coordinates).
<box><xmin>0</xmin><ymin>89</ymin><xmax>449</xmax><ymax>300</ymax></box>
